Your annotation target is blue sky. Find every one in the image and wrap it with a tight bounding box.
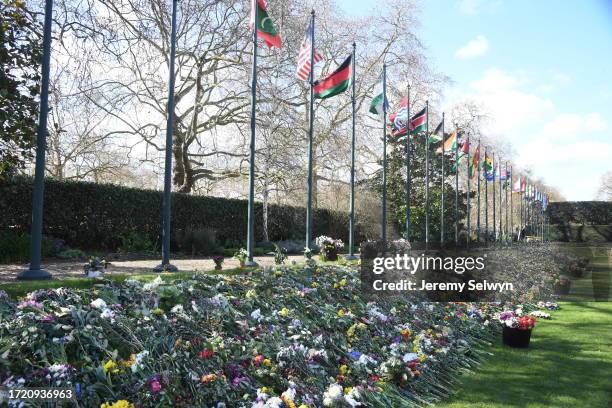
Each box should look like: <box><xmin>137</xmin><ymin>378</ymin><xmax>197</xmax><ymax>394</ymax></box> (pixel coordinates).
<box><xmin>337</xmin><ymin>0</ymin><xmax>612</xmax><ymax>200</ymax></box>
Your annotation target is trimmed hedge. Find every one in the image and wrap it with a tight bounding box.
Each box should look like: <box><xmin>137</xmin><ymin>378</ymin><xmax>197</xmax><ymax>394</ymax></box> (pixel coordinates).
<box><xmin>0</xmin><ymin>177</ymin><xmax>360</xmax><ymax>251</ymax></box>
<box><xmin>547</xmin><ymin>201</ymin><xmax>612</xmax><ymax>226</ymax></box>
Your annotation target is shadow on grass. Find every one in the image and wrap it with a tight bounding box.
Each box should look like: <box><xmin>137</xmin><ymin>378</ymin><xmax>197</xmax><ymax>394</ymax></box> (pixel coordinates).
<box><xmin>436</xmin><ymin>304</ymin><xmax>612</xmax><ymax>408</ymax></box>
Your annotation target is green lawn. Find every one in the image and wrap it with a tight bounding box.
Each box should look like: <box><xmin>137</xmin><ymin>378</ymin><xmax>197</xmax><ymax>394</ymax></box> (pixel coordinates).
<box><xmin>434</xmin><ymin>301</ymin><xmax>612</xmax><ymax>408</ymax></box>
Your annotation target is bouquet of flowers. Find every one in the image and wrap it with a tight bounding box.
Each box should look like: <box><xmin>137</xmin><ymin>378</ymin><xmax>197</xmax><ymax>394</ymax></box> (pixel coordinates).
<box><xmin>315</xmin><ymin>235</ymin><xmax>344</xmax><ymax>261</ymax></box>
<box><xmin>498</xmin><ymin>309</ymin><xmax>537</xmax><ymax>330</ymax></box>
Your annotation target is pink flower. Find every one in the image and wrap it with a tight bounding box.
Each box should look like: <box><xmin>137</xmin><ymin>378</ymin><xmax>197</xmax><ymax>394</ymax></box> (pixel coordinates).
<box><xmin>149</xmin><ymin>378</ymin><xmax>162</xmax><ymax>394</ymax></box>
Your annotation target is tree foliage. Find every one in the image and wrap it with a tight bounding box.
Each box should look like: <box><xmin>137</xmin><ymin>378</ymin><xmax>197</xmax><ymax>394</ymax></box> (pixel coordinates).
<box><xmin>0</xmin><ymin>0</ymin><xmax>41</xmax><ymax>179</ymax></box>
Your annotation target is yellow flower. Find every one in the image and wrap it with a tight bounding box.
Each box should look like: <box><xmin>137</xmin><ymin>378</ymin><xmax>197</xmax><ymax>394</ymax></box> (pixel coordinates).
<box><xmin>120</xmin><ymin>354</ymin><xmax>135</xmax><ymax>368</ymax></box>
<box><xmin>344</xmin><ymin>386</ymin><xmax>353</xmax><ymax>394</ymax></box>
<box><xmin>103</xmin><ymin>360</ymin><xmax>118</xmax><ymax>374</ymax></box>
<box><xmin>337</xmin><ymin>309</ymin><xmax>346</xmax><ymax>317</ymax></box>
<box><xmin>419</xmin><ymin>354</ymin><xmax>428</xmax><ymax>362</ymax></box>
<box><xmin>357</xmin><ymin>322</ymin><xmax>367</xmax><ymax>330</ymax></box>
<box><xmin>347</xmin><ymin>325</ymin><xmax>356</xmax><ymax>338</ymax></box>
<box><xmin>278</xmin><ymin>308</ymin><xmax>289</xmax><ymax>317</ymax></box>
<box><xmin>260</xmin><ymin>386</ymin><xmax>270</xmax><ymax>394</ymax></box>
<box><xmin>263</xmin><ymin>358</ymin><xmax>272</xmax><ymax>367</ymax></box>
<box><xmin>339</xmin><ymin>364</ymin><xmax>348</xmax><ymax>375</ymax></box>
<box><xmin>245</xmin><ymin>289</ymin><xmax>257</xmax><ymax>299</ymax></box>
<box><xmin>299</xmin><ymin>405</ymin><xmax>309</xmax><ymax>408</ymax></box>
<box><xmin>100</xmin><ymin>400</ymin><xmax>134</xmax><ymax>408</ymax></box>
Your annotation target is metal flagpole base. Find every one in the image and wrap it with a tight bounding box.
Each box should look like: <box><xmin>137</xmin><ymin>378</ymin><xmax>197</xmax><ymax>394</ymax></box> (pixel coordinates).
<box><xmin>17</xmin><ymin>268</ymin><xmax>52</xmax><ymax>280</ymax></box>
<box><xmin>154</xmin><ymin>263</ymin><xmax>178</xmax><ymax>273</ymax></box>
<box><xmin>245</xmin><ymin>259</ymin><xmax>258</xmax><ymax>267</ymax></box>
<box><xmin>344</xmin><ymin>254</ymin><xmax>359</xmax><ymax>261</ymax></box>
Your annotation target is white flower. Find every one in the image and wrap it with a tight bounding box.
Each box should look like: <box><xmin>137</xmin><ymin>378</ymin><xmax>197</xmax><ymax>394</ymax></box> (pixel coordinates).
<box><xmin>100</xmin><ymin>308</ymin><xmax>115</xmax><ymax>321</ymax></box>
<box><xmin>90</xmin><ymin>298</ymin><xmax>107</xmax><ymax>309</ymax></box>
<box><xmin>251</xmin><ymin>309</ymin><xmax>262</xmax><ymax>321</ymax></box>
<box><xmin>171</xmin><ymin>304</ymin><xmax>184</xmax><ymax>314</ymax></box>
<box><xmin>402</xmin><ymin>353</ymin><xmax>419</xmax><ymax>362</ymax></box>
<box><xmin>143</xmin><ymin>276</ymin><xmax>163</xmax><ymax>291</ymax></box>
<box><xmin>323</xmin><ymin>384</ymin><xmax>344</xmax><ymax>406</ymax></box>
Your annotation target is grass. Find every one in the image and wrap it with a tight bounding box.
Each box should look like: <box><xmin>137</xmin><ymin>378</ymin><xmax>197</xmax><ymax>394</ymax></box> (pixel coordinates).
<box><xmin>434</xmin><ymin>301</ymin><xmax>612</xmax><ymax>408</ymax></box>
<box><xmin>435</xmin><ymin>244</ymin><xmax>612</xmax><ymax>407</ymax></box>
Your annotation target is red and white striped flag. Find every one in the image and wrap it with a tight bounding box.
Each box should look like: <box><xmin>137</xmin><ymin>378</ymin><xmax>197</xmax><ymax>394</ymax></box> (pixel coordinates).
<box><xmin>296</xmin><ymin>21</ymin><xmax>323</xmax><ymax>81</ymax></box>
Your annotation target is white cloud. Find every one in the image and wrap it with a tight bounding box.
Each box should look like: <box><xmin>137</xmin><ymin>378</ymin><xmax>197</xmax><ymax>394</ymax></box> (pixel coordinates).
<box><xmin>446</xmin><ymin>68</ymin><xmax>611</xmax><ymax>200</ymax></box>
<box><xmin>455</xmin><ymin>36</ymin><xmax>490</xmax><ymax>59</ymax></box>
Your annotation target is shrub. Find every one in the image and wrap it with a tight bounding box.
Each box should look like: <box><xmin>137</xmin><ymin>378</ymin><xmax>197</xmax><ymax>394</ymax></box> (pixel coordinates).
<box><xmin>0</xmin><ymin>177</ymin><xmax>363</xmax><ymax>252</ymax></box>
<box><xmin>0</xmin><ymin>229</ymin><xmax>56</xmax><ymax>263</ymax></box>
<box><xmin>57</xmin><ymin>248</ymin><xmax>87</xmax><ymax>260</ymax></box>
<box><xmin>118</xmin><ymin>231</ymin><xmax>154</xmax><ymax>253</ymax></box>
<box><xmin>177</xmin><ymin>227</ymin><xmax>218</xmax><ymax>256</ymax></box>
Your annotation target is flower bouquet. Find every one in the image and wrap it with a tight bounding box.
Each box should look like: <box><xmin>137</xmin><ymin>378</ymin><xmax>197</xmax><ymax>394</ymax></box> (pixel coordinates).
<box><xmin>233</xmin><ymin>248</ymin><xmax>248</xmax><ymax>268</ymax></box>
<box><xmin>315</xmin><ymin>235</ymin><xmax>344</xmax><ymax>262</ymax></box>
<box><xmin>212</xmin><ymin>255</ymin><xmax>224</xmax><ymax>270</ymax></box>
<box><xmin>498</xmin><ymin>309</ymin><xmax>537</xmax><ymax>348</ymax></box>
<box><xmin>83</xmin><ymin>257</ymin><xmax>109</xmax><ymax>278</ymax></box>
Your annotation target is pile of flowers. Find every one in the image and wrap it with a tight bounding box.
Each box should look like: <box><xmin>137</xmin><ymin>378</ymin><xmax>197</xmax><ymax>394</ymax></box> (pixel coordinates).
<box><xmin>0</xmin><ymin>264</ymin><xmax>555</xmax><ymax>407</ymax></box>
<box><xmin>497</xmin><ymin>309</ymin><xmax>537</xmax><ymax>330</ymax></box>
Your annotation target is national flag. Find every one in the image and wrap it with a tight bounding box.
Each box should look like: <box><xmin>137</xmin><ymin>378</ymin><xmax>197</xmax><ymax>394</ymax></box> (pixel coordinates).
<box><xmin>369</xmin><ymin>75</ymin><xmax>388</xmax><ymax>115</ymax></box>
<box><xmin>296</xmin><ymin>21</ymin><xmax>323</xmax><ymax>81</ymax></box>
<box><xmin>409</xmin><ymin>107</ymin><xmax>427</xmax><ymax>135</ymax></box>
<box><xmin>429</xmin><ymin>120</ymin><xmax>443</xmax><ymax>143</ymax></box>
<box><xmin>499</xmin><ymin>168</ymin><xmax>508</xmax><ymax>181</ymax></box>
<box><xmin>468</xmin><ymin>144</ymin><xmax>480</xmax><ymax>179</ymax></box>
<box><xmin>521</xmin><ymin>176</ymin><xmax>526</xmax><ymax>192</ymax></box>
<box><xmin>389</xmin><ymin>96</ymin><xmax>408</xmax><ymax>136</ymax></box>
<box><xmin>512</xmin><ymin>177</ymin><xmax>522</xmax><ymax>193</ymax></box>
<box><xmin>483</xmin><ymin>153</ymin><xmax>493</xmax><ymax>177</ymax></box>
<box><xmin>250</xmin><ymin>0</ymin><xmax>282</xmax><ymax>48</ymax></box>
<box><xmin>314</xmin><ymin>55</ymin><xmax>352</xmax><ymax>99</ymax></box>
<box><xmin>452</xmin><ymin>137</ymin><xmax>469</xmax><ymax>171</ymax></box>
<box><xmin>436</xmin><ymin>132</ymin><xmax>457</xmax><ymax>155</ymax></box>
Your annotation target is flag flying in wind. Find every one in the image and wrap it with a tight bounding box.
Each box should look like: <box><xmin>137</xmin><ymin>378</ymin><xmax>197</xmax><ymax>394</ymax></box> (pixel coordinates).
<box><xmin>314</xmin><ymin>55</ymin><xmax>352</xmax><ymax>99</ymax></box>
<box><xmin>436</xmin><ymin>132</ymin><xmax>457</xmax><ymax>155</ymax></box>
<box><xmin>389</xmin><ymin>96</ymin><xmax>408</xmax><ymax>136</ymax></box>
<box><xmin>452</xmin><ymin>137</ymin><xmax>469</xmax><ymax>171</ymax></box>
<box><xmin>369</xmin><ymin>74</ymin><xmax>388</xmax><ymax>115</ymax></box>
<box><xmin>296</xmin><ymin>21</ymin><xmax>323</xmax><ymax>81</ymax></box>
<box><xmin>409</xmin><ymin>107</ymin><xmax>427</xmax><ymax>135</ymax></box>
<box><xmin>483</xmin><ymin>153</ymin><xmax>493</xmax><ymax>178</ymax></box>
<box><xmin>468</xmin><ymin>144</ymin><xmax>480</xmax><ymax>179</ymax></box>
<box><xmin>429</xmin><ymin>120</ymin><xmax>443</xmax><ymax>143</ymax></box>
<box><xmin>512</xmin><ymin>176</ymin><xmax>522</xmax><ymax>193</ymax></box>
<box><xmin>250</xmin><ymin>0</ymin><xmax>282</xmax><ymax>48</ymax></box>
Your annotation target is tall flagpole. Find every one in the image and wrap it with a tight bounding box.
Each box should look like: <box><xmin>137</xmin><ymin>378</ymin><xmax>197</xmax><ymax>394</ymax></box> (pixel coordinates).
<box><xmin>484</xmin><ymin>147</ymin><xmax>488</xmax><ymax>244</ymax></box>
<box><xmin>425</xmin><ymin>100</ymin><xmax>430</xmax><ymax>249</ymax></box>
<box><xmin>505</xmin><ymin>161</ymin><xmax>509</xmax><ymax>244</ymax></box>
<box><xmin>477</xmin><ymin>138</ymin><xmax>481</xmax><ymax>243</ymax></box>
<box><xmin>305</xmin><ymin>10</ymin><xmax>316</xmax><ymax>251</ymax></box>
<box><xmin>455</xmin><ymin>129</ymin><xmax>459</xmax><ymax>246</ymax></box>
<box><xmin>347</xmin><ymin>43</ymin><xmax>357</xmax><ymax>260</ymax></box>
<box><xmin>154</xmin><ymin>0</ymin><xmax>179</xmax><ymax>272</ymax></box>
<box><xmin>382</xmin><ymin>63</ymin><xmax>388</xmax><ymax>247</ymax></box>
<box><xmin>510</xmin><ymin>165</ymin><xmax>514</xmax><ymax>243</ymax></box>
<box><xmin>492</xmin><ymin>153</ymin><xmax>496</xmax><ymax>243</ymax></box>
<box><xmin>405</xmin><ymin>84</ymin><xmax>411</xmax><ymax>240</ymax></box>
<box><xmin>466</xmin><ymin>134</ymin><xmax>470</xmax><ymax>249</ymax></box>
<box><xmin>498</xmin><ymin>159</ymin><xmax>503</xmax><ymax>243</ymax></box>
<box><xmin>245</xmin><ymin>0</ymin><xmax>259</xmax><ymax>267</ymax></box>
<box><xmin>440</xmin><ymin>113</ymin><xmax>445</xmax><ymax>246</ymax></box>
<box><xmin>19</xmin><ymin>0</ymin><xmax>54</xmax><ymax>280</ymax></box>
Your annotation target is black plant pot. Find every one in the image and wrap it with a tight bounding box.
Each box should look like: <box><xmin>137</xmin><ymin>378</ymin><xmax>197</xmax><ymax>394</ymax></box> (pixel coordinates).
<box><xmin>503</xmin><ymin>326</ymin><xmax>532</xmax><ymax>348</ymax></box>
<box><xmin>324</xmin><ymin>249</ymin><xmax>338</xmax><ymax>262</ymax></box>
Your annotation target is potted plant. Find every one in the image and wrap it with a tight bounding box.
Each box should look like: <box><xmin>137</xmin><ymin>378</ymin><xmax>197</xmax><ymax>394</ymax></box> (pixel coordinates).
<box><xmin>554</xmin><ymin>275</ymin><xmax>571</xmax><ymax>295</ymax></box>
<box><xmin>233</xmin><ymin>248</ymin><xmax>248</xmax><ymax>268</ymax></box>
<box><xmin>84</xmin><ymin>257</ymin><xmax>110</xmax><ymax>278</ymax></box>
<box><xmin>212</xmin><ymin>255</ymin><xmax>224</xmax><ymax>270</ymax></box>
<box><xmin>498</xmin><ymin>310</ymin><xmax>536</xmax><ymax>348</ymax></box>
<box><xmin>315</xmin><ymin>235</ymin><xmax>344</xmax><ymax>262</ymax></box>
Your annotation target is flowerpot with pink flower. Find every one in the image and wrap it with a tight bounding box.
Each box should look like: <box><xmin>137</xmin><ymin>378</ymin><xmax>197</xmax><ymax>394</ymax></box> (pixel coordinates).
<box><xmin>498</xmin><ymin>311</ymin><xmax>536</xmax><ymax>348</ymax></box>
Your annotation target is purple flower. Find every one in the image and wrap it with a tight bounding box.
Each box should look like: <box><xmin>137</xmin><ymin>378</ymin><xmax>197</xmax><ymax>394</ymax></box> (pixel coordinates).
<box><xmin>17</xmin><ymin>300</ymin><xmax>43</xmax><ymax>310</ymax></box>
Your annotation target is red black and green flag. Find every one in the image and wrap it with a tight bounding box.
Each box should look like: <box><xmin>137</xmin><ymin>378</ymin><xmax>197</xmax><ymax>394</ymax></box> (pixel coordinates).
<box><xmin>250</xmin><ymin>0</ymin><xmax>281</xmax><ymax>48</ymax></box>
<box><xmin>314</xmin><ymin>55</ymin><xmax>352</xmax><ymax>99</ymax></box>
<box><xmin>409</xmin><ymin>107</ymin><xmax>427</xmax><ymax>135</ymax></box>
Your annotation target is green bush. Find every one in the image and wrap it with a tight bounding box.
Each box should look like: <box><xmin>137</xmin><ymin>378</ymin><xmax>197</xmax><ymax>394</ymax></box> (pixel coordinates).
<box><xmin>0</xmin><ymin>177</ymin><xmax>362</xmax><ymax>252</ymax></box>
<box><xmin>57</xmin><ymin>248</ymin><xmax>87</xmax><ymax>260</ymax></box>
<box><xmin>0</xmin><ymin>229</ymin><xmax>56</xmax><ymax>263</ymax></box>
<box><xmin>177</xmin><ymin>227</ymin><xmax>218</xmax><ymax>256</ymax></box>
<box><xmin>547</xmin><ymin>201</ymin><xmax>612</xmax><ymax>226</ymax></box>
<box><xmin>118</xmin><ymin>231</ymin><xmax>154</xmax><ymax>253</ymax></box>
